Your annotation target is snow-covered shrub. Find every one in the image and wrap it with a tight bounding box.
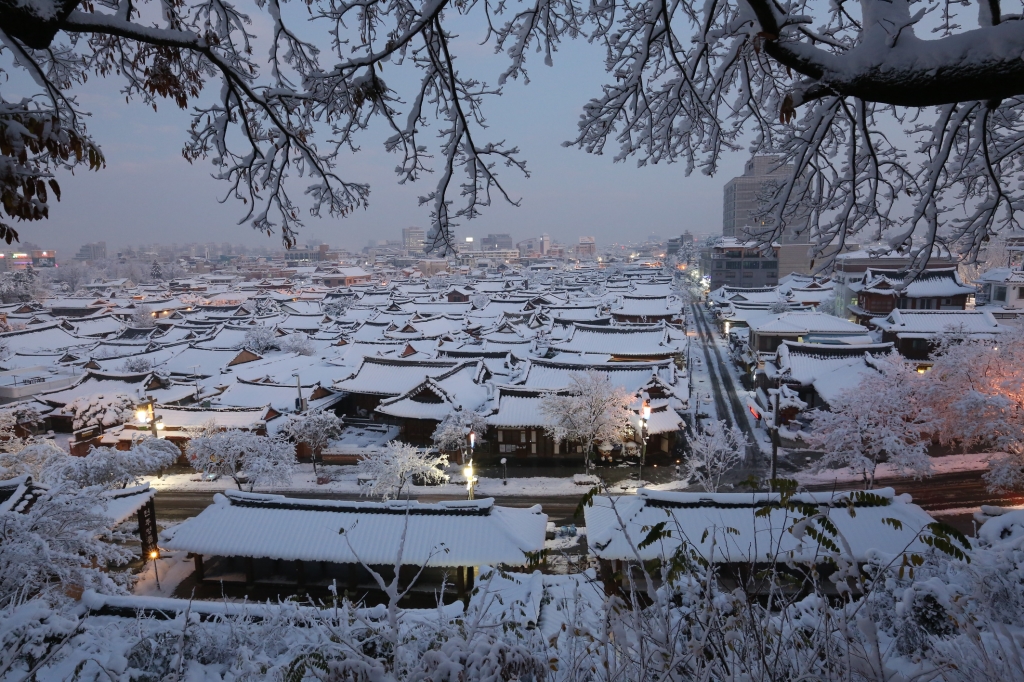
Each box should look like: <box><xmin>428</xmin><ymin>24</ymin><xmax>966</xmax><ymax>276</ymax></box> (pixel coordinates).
<box><xmin>62</xmin><ymin>393</ymin><xmax>137</xmax><ymax>431</ymax></box>
<box><xmin>119</xmin><ymin>356</ymin><xmax>152</xmax><ymax>373</ymax></box>
<box><xmin>357</xmin><ymin>441</ymin><xmax>448</xmax><ymax>500</ymax></box>
<box><xmin>0</xmin><ymin>441</ymin><xmax>67</xmax><ymax>481</ymax></box>
<box><xmin>244</xmin><ymin>324</ymin><xmax>278</xmax><ymax>354</ymax></box>
<box><xmin>684</xmin><ymin>419</ymin><xmax>747</xmax><ymax>491</ymax></box>
<box><xmin>186</xmin><ymin>429</ymin><xmax>295</xmax><ymax>491</ymax></box>
<box><xmin>47</xmin><ymin>439</ymin><xmax>180</xmax><ymax>489</ymax></box>
<box><xmin>469</xmin><ymin>293</ymin><xmax>490</xmax><ymax>309</ymax></box>
<box><xmin>0</xmin><ymin>483</ymin><xmax>133</xmax><ymax>603</ymax></box>
<box><xmin>281</xmin><ymin>331</ymin><xmax>316</xmax><ymax>356</ymax></box>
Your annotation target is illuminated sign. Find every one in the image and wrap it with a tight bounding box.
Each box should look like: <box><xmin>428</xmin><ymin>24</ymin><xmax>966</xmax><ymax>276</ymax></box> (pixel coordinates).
<box><xmin>749</xmin><ymin>405</ymin><xmax>761</xmax><ymax>420</ymax></box>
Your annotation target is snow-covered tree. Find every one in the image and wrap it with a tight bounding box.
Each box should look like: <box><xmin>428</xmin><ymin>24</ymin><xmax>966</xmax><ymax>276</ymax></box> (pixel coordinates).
<box><xmin>244</xmin><ymin>325</ymin><xmax>278</xmax><ymax>355</ymax></box>
<box><xmin>280</xmin><ymin>332</ymin><xmax>316</xmax><ymax>356</ymax></box>
<box><xmin>357</xmin><ymin>441</ymin><xmax>448</xmax><ymax>501</ymax></box>
<box><xmin>282</xmin><ymin>411</ymin><xmax>344</xmax><ymax>474</ymax></box>
<box><xmin>922</xmin><ymin>333</ymin><xmax>1024</xmax><ymax>493</ymax></box>
<box><xmin>0</xmin><ymin>483</ymin><xmax>133</xmax><ymax>603</ymax></box>
<box><xmin>540</xmin><ymin>371</ymin><xmax>632</xmax><ymax>471</ymax></box>
<box><xmin>62</xmin><ymin>394</ymin><xmax>136</xmax><ymax>431</ymax></box>
<box><xmin>10</xmin><ymin>0</ymin><xmax>1022</xmax><ymax>263</ymax></box>
<box><xmin>129</xmin><ymin>305</ymin><xmax>156</xmax><ymax>329</ymax></box>
<box><xmin>469</xmin><ymin>294</ymin><xmax>490</xmax><ymax>310</ymax></box>
<box><xmin>684</xmin><ymin>420</ymin><xmax>748</xmax><ymax>492</ymax></box>
<box><xmin>186</xmin><ymin>430</ymin><xmax>295</xmax><ymax>491</ymax></box>
<box><xmin>431</xmin><ymin>409</ymin><xmax>488</xmax><ymax>455</ymax></box>
<box><xmin>804</xmin><ymin>354</ymin><xmax>931</xmax><ymax>489</ymax></box>
<box><xmin>150</xmin><ymin>261</ymin><xmax>163</xmax><ymax>281</ymax></box>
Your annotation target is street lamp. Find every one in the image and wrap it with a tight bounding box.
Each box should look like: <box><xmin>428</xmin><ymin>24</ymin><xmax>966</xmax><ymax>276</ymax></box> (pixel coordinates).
<box><xmin>136</xmin><ymin>397</ymin><xmax>161</xmax><ymax>439</ymax></box>
<box><xmin>501</xmin><ymin>457</ymin><xmax>507</xmax><ymax>485</ymax></box>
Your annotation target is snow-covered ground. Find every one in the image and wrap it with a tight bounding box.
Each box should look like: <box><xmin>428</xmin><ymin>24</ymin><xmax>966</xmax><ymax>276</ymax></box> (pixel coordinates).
<box><xmin>794</xmin><ymin>452</ymin><xmax>993</xmax><ymax>485</ymax></box>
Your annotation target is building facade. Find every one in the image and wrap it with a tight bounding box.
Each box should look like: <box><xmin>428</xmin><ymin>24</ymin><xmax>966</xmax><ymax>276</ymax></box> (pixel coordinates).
<box><xmin>74</xmin><ymin>241</ymin><xmax>107</xmax><ymax>261</ymax></box>
<box><xmin>402</xmin><ymin>227</ymin><xmax>426</xmax><ymax>254</ymax></box>
<box><xmin>699</xmin><ymin>238</ymin><xmax>780</xmax><ymax>290</ymax></box>
<box><xmin>480</xmin><ymin>233</ymin><xmax>514</xmax><ymax>251</ymax></box>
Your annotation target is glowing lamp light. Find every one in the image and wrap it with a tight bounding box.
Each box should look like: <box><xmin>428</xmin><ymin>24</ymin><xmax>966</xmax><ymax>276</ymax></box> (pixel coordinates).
<box><xmin>135</xmin><ymin>410</ymin><xmax>149</xmax><ymax>423</ymax></box>
<box><xmin>463</xmin><ymin>465</ymin><xmax>474</xmax><ymax>490</ymax></box>
<box><xmin>149</xmin><ymin>551</ymin><xmax>159</xmax><ymax>560</ymax></box>
<box><xmin>641</xmin><ymin>401</ymin><xmax>651</xmax><ymax>421</ymax></box>
<box><xmin>469</xmin><ymin>431</ymin><xmax>475</xmax><ymax>448</ymax></box>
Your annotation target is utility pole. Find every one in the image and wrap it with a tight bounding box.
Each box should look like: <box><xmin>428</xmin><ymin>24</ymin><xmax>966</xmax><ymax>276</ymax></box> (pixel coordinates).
<box><xmin>769</xmin><ymin>388</ymin><xmax>780</xmax><ymax>490</ymax></box>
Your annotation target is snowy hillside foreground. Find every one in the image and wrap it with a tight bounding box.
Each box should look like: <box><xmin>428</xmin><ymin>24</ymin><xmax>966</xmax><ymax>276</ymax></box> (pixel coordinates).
<box><xmin>5</xmin><ymin>509</ymin><xmax>1024</xmax><ymax>681</ymax></box>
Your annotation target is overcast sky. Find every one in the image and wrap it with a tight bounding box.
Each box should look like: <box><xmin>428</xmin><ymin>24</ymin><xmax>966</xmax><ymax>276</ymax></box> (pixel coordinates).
<box><xmin>21</xmin><ymin>14</ymin><xmax>747</xmax><ymax>259</ymax></box>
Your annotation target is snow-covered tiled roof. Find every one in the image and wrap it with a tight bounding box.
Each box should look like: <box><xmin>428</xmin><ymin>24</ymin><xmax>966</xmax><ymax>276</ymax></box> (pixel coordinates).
<box><xmin>333</xmin><ymin>357</ymin><xmax>461</xmax><ymax>396</ymax></box>
<box><xmin>163</xmin><ymin>492</ymin><xmax>546</xmax><ymax>567</ymax></box>
<box><xmin>585</xmin><ymin>488</ymin><xmax>933</xmax><ymax>563</ymax></box>
<box><xmin>873</xmin><ymin>309</ymin><xmax>1006</xmax><ymax>336</ymax></box>
<box><xmin>552</xmin><ymin>322</ymin><xmax>679</xmax><ymax>357</ymax></box>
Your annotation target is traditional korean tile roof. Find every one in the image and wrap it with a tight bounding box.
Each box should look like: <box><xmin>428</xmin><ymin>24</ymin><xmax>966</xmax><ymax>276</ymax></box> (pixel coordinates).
<box><xmin>585</xmin><ymin>488</ymin><xmax>933</xmax><ymax>563</ymax></box>
<box><xmin>872</xmin><ymin>309</ymin><xmax>1006</xmax><ymax>337</ymax></box>
<box><xmin>163</xmin><ymin>491</ymin><xmax>547</xmax><ymax>567</ymax></box>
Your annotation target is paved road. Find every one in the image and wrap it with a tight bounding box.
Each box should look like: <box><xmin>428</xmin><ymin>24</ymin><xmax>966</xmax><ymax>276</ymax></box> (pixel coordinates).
<box><xmin>807</xmin><ymin>470</ymin><xmax>1024</xmax><ymax>513</ymax></box>
<box><xmin>690</xmin><ymin>304</ymin><xmax>760</xmax><ymax>466</ymax></box>
<box><xmin>154</xmin><ymin>491</ymin><xmax>585</xmax><ymax>526</ymax></box>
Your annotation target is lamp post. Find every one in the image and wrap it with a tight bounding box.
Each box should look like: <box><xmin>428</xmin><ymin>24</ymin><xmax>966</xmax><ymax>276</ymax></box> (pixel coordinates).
<box><xmin>149</xmin><ymin>549</ymin><xmax>161</xmax><ymax>591</ymax></box>
<box><xmin>463</xmin><ymin>430</ymin><xmax>477</xmax><ymax>499</ymax></box>
<box><xmin>638</xmin><ymin>395</ymin><xmax>651</xmax><ymax>486</ymax></box>
<box><xmin>769</xmin><ymin>389</ymin><xmax>780</xmax><ymax>490</ymax></box>
<box><xmin>291</xmin><ymin>373</ymin><xmax>305</xmax><ymax>413</ymax></box>
<box><xmin>501</xmin><ymin>457</ymin><xmax>507</xmax><ymax>485</ymax></box>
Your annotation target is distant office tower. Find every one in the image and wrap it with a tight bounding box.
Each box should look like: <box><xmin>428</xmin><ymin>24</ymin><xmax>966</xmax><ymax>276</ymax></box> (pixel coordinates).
<box><xmin>576</xmin><ymin>236</ymin><xmax>596</xmax><ymax>259</ymax></box>
<box><xmin>723</xmin><ymin>156</ymin><xmax>812</xmax><ymax>275</ymax></box>
<box><xmin>402</xmin><ymin>227</ymin><xmax>425</xmax><ymax>254</ymax></box>
<box><xmin>481</xmin><ymin>233</ymin><xmax>514</xmax><ymax>251</ymax></box>
<box><xmin>74</xmin><ymin>241</ymin><xmax>107</xmax><ymax>261</ymax></box>
<box><xmin>723</xmin><ymin>156</ymin><xmax>795</xmax><ymax>238</ymax></box>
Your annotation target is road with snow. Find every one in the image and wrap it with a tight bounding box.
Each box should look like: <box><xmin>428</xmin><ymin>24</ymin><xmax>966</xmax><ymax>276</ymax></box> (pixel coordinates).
<box><xmin>689</xmin><ymin>303</ymin><xmax>761</xmax><ymax>467</ymax></box>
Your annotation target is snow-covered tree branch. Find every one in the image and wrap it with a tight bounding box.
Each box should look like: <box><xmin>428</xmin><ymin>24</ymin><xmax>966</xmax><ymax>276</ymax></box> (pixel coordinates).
<box><xmin>5</xmin><ymin>0</ymin><xmax>1024</xmax><ymax>262</ymax></box>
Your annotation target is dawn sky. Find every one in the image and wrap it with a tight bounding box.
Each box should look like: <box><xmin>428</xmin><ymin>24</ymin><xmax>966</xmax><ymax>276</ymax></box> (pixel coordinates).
<box><xmin>22</xmin><ymin>14</ymin><xmax>745</xmax><ymax>258</ymax></box>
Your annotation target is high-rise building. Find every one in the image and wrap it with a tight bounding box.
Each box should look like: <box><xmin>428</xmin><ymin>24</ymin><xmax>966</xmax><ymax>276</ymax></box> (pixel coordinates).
<box><xmin>576</xmin><ymin>236</ymin><xmax>596</xmax><ymax>259</ymax></box>
<box><xmin>724</xmin><ymin>156</ymin><xmax>813</xmax><ymax>275</ymax></box>
<box><xmin>723</xmin><ymin>156</ymin><xmax>796</xmax><ymax>239</ymax></box>
<box><xmin>481</xmin><ymin>233</ymin><xmax>514</xmax><ymax>251</ymax></box>
<box><xmin>74</xmin><ymin>241</ymin><xmax>107</xmax><ymax>261</ymax></box>
<box><xmin>402</xmin><ymin>227</ymin><xmax>425</xmax><ymax>254</ymax></box>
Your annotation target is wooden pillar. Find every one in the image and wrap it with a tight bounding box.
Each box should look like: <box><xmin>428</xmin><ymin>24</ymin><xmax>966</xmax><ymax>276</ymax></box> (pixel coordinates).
<box><xmin>296</xmin><ymin>560</ymin><xmax>306</xmax><ymax>586</ymax></box>
<box><xmin>466</xmin><ymin>566</ymin><xmax>475</xmax><ymax>594</ymax></box>
<box><xmin>193</xmin><ymin>554</ymin><xmax>205</xmax><ymax>582</ymax></box>
<box><xmin>347</xmin><ymin>564</ymin><xmax>357</xmax><ymax>592</ymax></box>
<box><xmin>245</xmin><ymin>557</ymin><xmax>255</xmax><ymax>584</ymax></box>
<box><xmin>456</xmin><ymin>566</ymin><xmax>466</xmax><ymax>601</ymax></box>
